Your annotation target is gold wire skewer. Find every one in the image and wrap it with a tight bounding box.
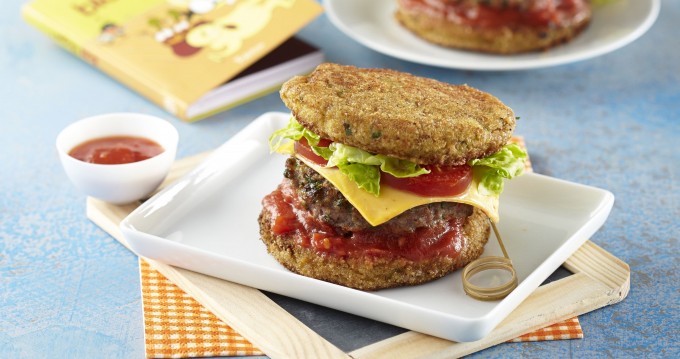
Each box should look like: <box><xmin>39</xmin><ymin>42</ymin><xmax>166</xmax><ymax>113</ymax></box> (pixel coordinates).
<box><xmin>462</xmin><ymin>219</ymin><xmax>518</xmax><ymax>301</ymax></box>
<box><xmin>490</xmin><ymin>221</ymin><xmax>510</xmax><ymax>259</ymax></box>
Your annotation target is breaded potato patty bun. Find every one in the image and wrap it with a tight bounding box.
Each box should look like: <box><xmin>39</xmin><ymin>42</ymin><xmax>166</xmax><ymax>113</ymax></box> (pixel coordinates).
<box><xmin>259</xmin><ymin>63</ymin><xmax>527</xmax><ymax>290</ymax></box>
<box><xmin>395</xmin><ymin>0</ymin><xmax>592</xmax><ymax>54</ymax></box>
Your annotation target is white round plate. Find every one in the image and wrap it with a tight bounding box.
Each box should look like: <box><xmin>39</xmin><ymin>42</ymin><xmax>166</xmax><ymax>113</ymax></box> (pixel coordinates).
<box><xmin>324</xmin><ymin>0</ymin><xmax>660</xmax><ymax>71</ymax></box>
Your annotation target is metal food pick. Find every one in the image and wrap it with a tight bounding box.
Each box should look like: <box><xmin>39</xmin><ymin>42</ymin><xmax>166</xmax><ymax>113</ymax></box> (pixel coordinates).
<box><xmin>462</xmin><ymin>219</ymin><xmax>518</xmax><ymax>301</ymax></box>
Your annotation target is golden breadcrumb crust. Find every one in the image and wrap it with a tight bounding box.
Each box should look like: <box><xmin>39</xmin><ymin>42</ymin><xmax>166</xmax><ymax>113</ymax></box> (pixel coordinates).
<box><xmin>280</xmin><ymin>63</ymin><xmax>516</xmax><ymax>166</ymax></box>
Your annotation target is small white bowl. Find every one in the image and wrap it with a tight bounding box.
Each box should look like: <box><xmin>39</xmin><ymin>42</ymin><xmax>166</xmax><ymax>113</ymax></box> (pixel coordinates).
<box><xmin>56</xmin><ymin>113</ymin><xmax>179</xmax><ymax>204</ymax></box>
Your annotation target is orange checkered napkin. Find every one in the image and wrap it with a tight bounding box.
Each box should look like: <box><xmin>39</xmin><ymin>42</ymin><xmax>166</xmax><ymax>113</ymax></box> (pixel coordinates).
<box><xmin>139</xmin><ymin>259</ymin><xmax>264</xmax><ymax>358</ymax></box>
<box><xmin>509</xmin><ymin>317</ymin><xmax>583</xmax><ymax>342</ymax></box>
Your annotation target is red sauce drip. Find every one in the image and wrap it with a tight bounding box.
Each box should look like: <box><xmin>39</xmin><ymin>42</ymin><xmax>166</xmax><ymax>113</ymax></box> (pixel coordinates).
<box><xmin>401</xmin><ymin>0</ymin><xmax>590</xmax><ymax>29</ymax></box>
<box><xmin>69</xmin><ymin>136</ymin><xmax>164</xmax><ymax>165</ymax></box>
<box><xmin>262</xmin><ymin>180</ymin><xmax>466</xmax><ymax>261</ymax></box>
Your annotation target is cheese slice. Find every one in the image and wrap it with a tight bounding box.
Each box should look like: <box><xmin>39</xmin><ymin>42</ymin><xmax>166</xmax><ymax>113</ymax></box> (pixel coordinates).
<box><xmin>295</xmin><ymin>155</ymin><xmax>499</xmax><ymax>226</ymax></box>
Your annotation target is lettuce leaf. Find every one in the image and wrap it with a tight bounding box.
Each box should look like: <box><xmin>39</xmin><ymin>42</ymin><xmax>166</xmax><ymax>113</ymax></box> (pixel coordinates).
<box><xmin>269</xmin><ymin>117</ymin><xmax>429</xmax><ymax>196</ymax></box>
<box><xmin>336</xmin><ymin>162</ymin><xmax>381</xmax><ymax>195</ymax></box>
<box><xmin>268</xmin><ymin>117</ymin><xmax>320</xmax><ymax>152</ymax></box>
<box><xmin>326</xmin><ymin>143</ymin><xmax>430</xmax><ymax>196</ymax></box>
<box><xmin>327</xmin><ymin>143</ymin><xmax>429</xmax><ymax>177</ymax></box>
<box><xmin>270</xmin><ymin>118</ymin><xmax>527</xmax><ymax>197</ymax></box>
<box><xmin>470</xmin><ymin>143</ymin><xmax>527</xmax><ymax>196</ymax></box>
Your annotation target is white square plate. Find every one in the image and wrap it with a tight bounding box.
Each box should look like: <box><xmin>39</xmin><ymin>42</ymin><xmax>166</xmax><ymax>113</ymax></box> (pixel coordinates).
<box><xmin>121</xmin><ymin>112</ymin><xmax>614</xmax><ymax>342</ymax></box>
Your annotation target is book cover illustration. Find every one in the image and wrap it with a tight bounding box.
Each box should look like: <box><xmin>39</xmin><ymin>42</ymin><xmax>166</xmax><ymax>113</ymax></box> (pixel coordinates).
<box><xmin>23</xmin><ymin>0</ymin><xmax>323</xmax><ymax>120</ymax></box>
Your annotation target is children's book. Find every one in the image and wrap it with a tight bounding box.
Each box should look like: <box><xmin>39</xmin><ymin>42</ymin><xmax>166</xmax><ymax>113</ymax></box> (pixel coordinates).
<box><xmin>23</xmin><ymin>0</ymin><xmax>324</xmax><ymax>121</ymax></box>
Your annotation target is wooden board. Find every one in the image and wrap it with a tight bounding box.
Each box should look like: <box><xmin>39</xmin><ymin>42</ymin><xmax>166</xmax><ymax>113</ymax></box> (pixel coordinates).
<box><xmin>87</xmin><ymin>152</ymin><xmax>630</xmax><ymax>359</ymax></box>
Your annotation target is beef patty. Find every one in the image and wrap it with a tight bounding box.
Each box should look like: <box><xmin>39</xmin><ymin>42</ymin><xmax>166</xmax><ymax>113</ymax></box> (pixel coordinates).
<box><xmin>284</xmin><ymin>157</ymin><xmax>473</xmax><ymax>234</ymax></box>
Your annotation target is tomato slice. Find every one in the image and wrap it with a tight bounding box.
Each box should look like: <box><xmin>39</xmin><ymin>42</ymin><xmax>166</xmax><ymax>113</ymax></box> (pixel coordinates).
<box><xmin>294</xmin><ymin>137</ymin><xmax>332</xmax><ymax>165</ymax></box>
<box><xmin>381</xmin><ymin>164</ymin><xmax>472</xmax><ymax>197</ymax></box>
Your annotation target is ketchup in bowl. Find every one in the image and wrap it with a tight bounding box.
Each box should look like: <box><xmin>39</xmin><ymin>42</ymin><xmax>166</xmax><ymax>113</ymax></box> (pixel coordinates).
<box><xmin>56</xmin><ymin>113</ymin><xmax>178</xmax><ymax>204</ymax></box>
<box><xmin>69</xmin><ymin>136</ymin><xmax>164</xmax><ymax>165</ymax></box>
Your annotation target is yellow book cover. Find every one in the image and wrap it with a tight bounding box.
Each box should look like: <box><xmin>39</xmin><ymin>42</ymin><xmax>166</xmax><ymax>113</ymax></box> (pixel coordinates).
<box><xmin>22</xmin><ymin>0</ymin><xmax>324</xmax><ymax>121</ymax></box>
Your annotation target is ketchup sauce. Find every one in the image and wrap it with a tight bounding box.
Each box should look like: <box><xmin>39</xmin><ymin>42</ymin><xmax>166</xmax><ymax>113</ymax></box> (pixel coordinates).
<box><xmin>69</xmin><ymin>136</ymin><xmax>164</xmax><ymax>165</ymax></box>
<box><xmin>262</xmin><ymin>180</ymin><xmax>466</xmax><ymax>261</ymax></box>
<box><xmin>401</xmin><ymin>0</ymin><xmax>590</xmax><ymax>29</ymax></box>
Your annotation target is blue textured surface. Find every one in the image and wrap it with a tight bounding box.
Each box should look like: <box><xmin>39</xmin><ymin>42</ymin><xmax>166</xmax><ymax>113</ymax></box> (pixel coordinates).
<box><xmin>1</xmin><ymin>1</ymin><xmax>678</xmax><ymax>358</ymax></box>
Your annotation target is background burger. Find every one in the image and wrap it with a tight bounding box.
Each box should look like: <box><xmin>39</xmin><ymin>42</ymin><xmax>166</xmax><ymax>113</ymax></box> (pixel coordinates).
<box><xmin>258</xmin><ymin>63</ymin><xmax>527</xmax><ymax>290</ymax></box>
<box><xmin>395</xmin><ymin>0</ymin><xmax>592</xmax><ymax>54</ymax></box>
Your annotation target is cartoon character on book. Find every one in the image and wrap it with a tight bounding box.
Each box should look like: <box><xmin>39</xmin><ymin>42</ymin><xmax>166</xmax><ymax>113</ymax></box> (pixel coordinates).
<box><xmin>186</xmin><ymin>0</ymin><xmax>295</xmax><ymax>62</ymax></box>
<box><xmin>149</xmin><ymin>0</ymin><xmax>229</xmax><ymax>56</ymax></box>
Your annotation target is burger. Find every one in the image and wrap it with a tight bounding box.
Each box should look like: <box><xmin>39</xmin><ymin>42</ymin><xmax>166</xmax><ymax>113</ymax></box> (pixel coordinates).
<box><xmin>258</xmin><ymin>63</ymin><xmax>526</xmax><ymax>290</ymax></box>
<box><xmin>395</xmin><ymin>0</ymin><xmax>592</xmax><ymax>54</ymax></box>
